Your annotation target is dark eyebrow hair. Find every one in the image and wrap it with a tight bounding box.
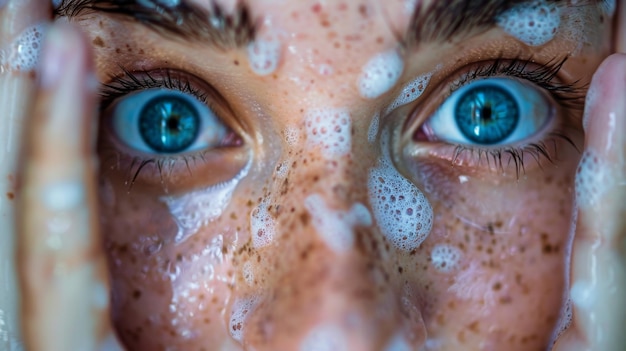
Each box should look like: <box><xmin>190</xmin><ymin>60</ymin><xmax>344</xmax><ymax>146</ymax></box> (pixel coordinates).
<box><xmin>54</xmin><ymin>0</ymin><xmax>256</xmax><ymax>50</ymax></box>
<box><xmin>403</xmin><ymin>0</ymin><xmax>602</xmax><ymax>49</ymax></box>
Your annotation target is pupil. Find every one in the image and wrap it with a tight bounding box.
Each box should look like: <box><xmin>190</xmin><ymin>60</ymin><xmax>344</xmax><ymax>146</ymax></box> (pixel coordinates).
<box><xmin>454</xmin><ymin>85</ymin><xmax>519</xmax><ymax>145</ymax></box>
<box><xmin>138</xmin><ymin>95</ymin><xmax>200</xmax><ymax>153</ymax></box>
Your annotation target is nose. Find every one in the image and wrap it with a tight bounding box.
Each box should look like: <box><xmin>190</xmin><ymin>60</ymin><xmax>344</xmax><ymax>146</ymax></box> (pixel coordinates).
<box><xmin>230</xmin><ymin>140</ymin><xmax>427</xmax><ymax>350</ymax></box>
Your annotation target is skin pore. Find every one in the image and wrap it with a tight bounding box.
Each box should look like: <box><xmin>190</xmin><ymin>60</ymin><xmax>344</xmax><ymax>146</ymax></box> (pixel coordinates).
<box><xmin>17</xmin><ymin>0</ymin><xmax>613</xmax><ymax>350</ymax></box>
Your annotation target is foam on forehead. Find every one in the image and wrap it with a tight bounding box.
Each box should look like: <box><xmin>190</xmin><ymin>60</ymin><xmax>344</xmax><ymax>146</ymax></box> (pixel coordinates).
<box><xmin>496</xmin><ymin>0</ymin><xmax>561</xmax><ymax>47</ymax></box>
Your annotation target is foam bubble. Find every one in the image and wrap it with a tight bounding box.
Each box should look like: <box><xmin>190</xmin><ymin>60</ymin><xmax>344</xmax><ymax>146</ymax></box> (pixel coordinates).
<box><xmin>304</xmin><ymin>194</ymin><xmax>372</xmax><ymax>253</ymax></box>
<box><xmin>250</xmin><ymin>199</ymin><xmax>276</xmax><ymax>248</ymax></box>
<box><xmin>247</xmin><ymin>37</ymin><xmax>281</xmax><ymax>75</ymax></box>
<box><xmin>386</xmin><ymin>73</ymin><xmax>432</xmax><ymax>113</ymax></box>
<box><xmin>574</xmin><ymin>149</ymin><xmax>611</xmax><ymax>210</ymax></box>
<box><xmin>430</xmin><ymin>244</ymin><xmax>462</xmax><ymax>273</ymax></box>
<box><xmin>368</xmin><ymin>159</ymin><xmax>433</xmax><ymax>251</ymax></box>
<box><xmin>229</xmin><ymin>296</ymin><xmax>260</xmax><ymax>342</ymax></box>
<box><xmin>570</xmin><ymin>280</ymin><xmax>595</xmax><ymax>311</ymax></box>
<box><xmin>367</xmin><ymin>112</ymin><xmax>380</xmax><ymax>144</ymax></box>
<box><xmin>300</xmin><ymin>325</ymin><xmax>348</xmax><ymax>351</ymax></box>
<box><xmin>0</xmin><ymin>24</ymin><xmax>45</xmax><ymax>72</ymax></box>
<box><xmin>358</xmin><ymin>50</ymin><xmax>404</xmax><ymax>99</ymax></box>
<box><xmin>304</xmin><ymin>108</ymin><xmax>351</xmax><ymax>158</ymax></box>
<box><xmin>284</xmin><ymin>126</ymin><xmax>301</xmax><ymax>147</ymax></box>
<box><xmin>496</xmin><ymin>0</ymin><xmax>560</xmax><ymax>46</ymax></box>
<box><xmin>242</xmin><ymin>261</ymin><xmax>254</xmax><ymax>286</ymax></box>
<box><xmin>161</xmin><ymin>161</ymin><xmax>250</xmax><ymax>243</ymax></box>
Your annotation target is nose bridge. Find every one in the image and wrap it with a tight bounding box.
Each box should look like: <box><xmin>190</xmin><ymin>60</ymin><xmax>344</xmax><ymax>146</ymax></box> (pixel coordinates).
<box><xmin>232</xmin><ymin>134</ymin><xmax>428</xmax><ymax>349</ymax></box>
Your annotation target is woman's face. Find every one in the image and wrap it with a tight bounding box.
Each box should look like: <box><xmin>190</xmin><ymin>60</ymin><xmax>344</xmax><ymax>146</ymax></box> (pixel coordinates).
<box><xmin>57</xmin><ymin>0</ymin><xmax>614</xmax><ymax>350</ymax></box>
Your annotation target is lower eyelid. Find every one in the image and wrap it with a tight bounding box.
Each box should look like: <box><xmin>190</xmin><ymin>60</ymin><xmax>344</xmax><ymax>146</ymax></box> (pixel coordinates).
<box><xmin>98</xmin><ymin>135</ymin><xmax>250</xmax><ymax>194</ymax></box>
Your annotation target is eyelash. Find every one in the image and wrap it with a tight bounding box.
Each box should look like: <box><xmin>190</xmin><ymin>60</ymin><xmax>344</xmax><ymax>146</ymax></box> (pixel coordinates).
<box><xmin>417</xmin><ymin>55</ymin><xmax>584</xmax><ymax>178</ymax></box>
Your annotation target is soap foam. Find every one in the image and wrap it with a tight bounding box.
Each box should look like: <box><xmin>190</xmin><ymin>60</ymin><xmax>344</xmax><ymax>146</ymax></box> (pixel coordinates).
<box><xmin>0</xmin><ymin>24</ymin><xmax>45</xmax><ymax>73</ymax></box>
<box><xmin>386</xmin><ymin>73</ymin><xmax>432</xmax><ymax>113</ymax></box>
<box><xmin>358</xmin><ymin>50</ymin><xmax>404</xmax><ymax>99</ymax></box>
<box><xmin>242</xmin><ymin>261</ymin><xmax>254</xmax><ymax>286</ymax></box>
<box><xmin>430</xmin><ymin>244</ymin><xmax>462</xmax><ymax>273</ymax></box>
<box><xmin>284</xmin><ymin>126</ymin><xmax>301</xmax><ymax>147</ymax></box>
<box><xmin>247</xmin><ymin>37</ymin><xmax>281</xmax><ymax>76</ymax></box>
<box><xmin>304</xmin><ymin>108</ymin><xmax>352</xmax><ymax>159</ymax></box>
<box><xmin>300</xmin><ymin>324</ymin><xmax>348</xmax><ymax>351</ymax></box>
<box><xmin>574</xmin><ymin>149</ymin><xmax>611</xmax><ymax>210</ymax></box>
<box><xmin>229</xmin><ymin>296</ymin><xmax>260</xmax><ymax>342</ymax></box>
<box><xmin>496</xmin><ymin>0</ymin><xmax>560</xmax><ymax>46</ymax></box>
<box><xmin>161</xmin><ymin>161</ymin><xmax>250</xmax><ymax>243</ymax></box>
<box><xmin>304</xmin><ymin>194</ymin><xmax>372</xmax><ymax>253</ymax></box>
<box><xmin>250</xmin><ymin>199</ymin><xmax>276</xmax><ymax>248</ymax></box>
<box><xmin>368</xmin><ymin>158</ymin><xmax>433</xmax><ymax>251</ymax></box>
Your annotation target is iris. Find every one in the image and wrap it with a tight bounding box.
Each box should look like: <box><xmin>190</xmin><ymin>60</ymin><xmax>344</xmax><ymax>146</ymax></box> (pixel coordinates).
<box><xmin>138</xmin><ymin>95</ymin><xmax>200</xmax><ymax>153</ymax></box>
<box><xmin>454</xmin><ymin>85</ymin><xmax>519</xmax><ymax>145</ymax></box>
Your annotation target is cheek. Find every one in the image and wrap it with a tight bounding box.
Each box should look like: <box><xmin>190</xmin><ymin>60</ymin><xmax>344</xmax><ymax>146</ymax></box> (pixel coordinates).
<box><xmin>98</xmin><ymin>176</ymin><xmax>247</xmax><ymax>349</ymax></box>
<box><xmin>401</xmin><ymin>155</ymin><xmax>577</xmax><ymax>349</ymax></box>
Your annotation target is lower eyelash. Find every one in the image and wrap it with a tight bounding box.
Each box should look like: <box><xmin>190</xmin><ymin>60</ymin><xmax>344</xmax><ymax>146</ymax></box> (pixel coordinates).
<box><xmin>446</xmin><ymin>130</ymin><xmax>580</xmax><ymax>179</ymax></box>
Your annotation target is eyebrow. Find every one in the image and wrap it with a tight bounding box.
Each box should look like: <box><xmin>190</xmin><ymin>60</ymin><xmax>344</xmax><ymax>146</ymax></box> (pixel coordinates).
<box><xmin>404</xmin><ymin>0</ymin><xmax>600</xmax><ymax>49</ymax></box>
<box><xmin>54</xmin><ymin>0</ymin><xmax>256</xmax><ymax>50</ymax></box>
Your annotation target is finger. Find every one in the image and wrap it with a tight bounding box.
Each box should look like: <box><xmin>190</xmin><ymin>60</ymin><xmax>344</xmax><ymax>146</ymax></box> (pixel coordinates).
<box><xmin>0</xmin><ymin>1</ymin><xmax>50</xmax><ymax>350</ymax></box>
<box><xmin>615</xmin><ymin>0</ymin><xmax>626</xmax><ymax>53</ymax></box>
<box><xmin>16</xmin><ymin>23</ymin><xmax>121</xmax><ymax>351</ymax></box>
<box><xmin>552</xmin><ymin>54</ymin><xmax>626</xmax><ymax>351</ymax></box>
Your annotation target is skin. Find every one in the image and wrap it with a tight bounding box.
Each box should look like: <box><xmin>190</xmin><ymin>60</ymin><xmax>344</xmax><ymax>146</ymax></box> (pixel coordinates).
<box><xmin>0</xmin><ymin>0</ymin><xmax>624</xmax><ymax>350</ymax></box>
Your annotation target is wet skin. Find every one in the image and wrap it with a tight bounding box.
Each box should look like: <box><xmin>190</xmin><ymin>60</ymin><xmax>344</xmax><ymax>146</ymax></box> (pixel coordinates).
<box><xmin>55</xmin><ymin>0</ymin><xmax>614</xmax><ymax>350</ymax></box>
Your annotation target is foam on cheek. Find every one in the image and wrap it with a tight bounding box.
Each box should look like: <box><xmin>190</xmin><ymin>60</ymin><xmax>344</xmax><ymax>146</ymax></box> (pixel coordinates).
<box><xmin>161</xmin><ymin>160</ymin><xmax>251</xmax><ymax>243</ymax></box>
<box><xmin>0</xmin><ymin>24</ymin><xmax>45</xmax><ymax>73</ymax></box>
<box><xmin>574</xmin><ymin>149</ymin><xmax>611</xmax><ymax>210</ymax></box>
<box><xmin>247</xmin><ymin>37</ymin><xmax>282</xmax><ymax>76</ymax></box>
<box><xmin>304</xmin><ymin>194</ymin><xmax>372</xmax><ymax>253</ymax></box>
<box><xmin>249</xmin><ymin>199</ymin><xmax>276</xmax><ymax>248</ymax></box>
<box><xmin>358</xmin><ymin>50</ymin><xmax>404</xmax><ymax>99</ymax></box>
<box><xmin>368</xmin><ymin>158</ymin><xmax>433</xmax><ymax>251</ymax></box>
<box><xmin>304</xmin><ymin>108</ymin><xmax>352</xmax><ymax>158</ymax></box>
<box><xmin>229</xmin><ymin>296</ymin><xmax>260</xmax><ymax>342</ymax></box>
<box><xmin>430</xmin><ymin>244</ymin><xmax>463</xmax><ymax>273</ymax></box>
<box><xmin>299</xmin><ymin>325</ymin><xmax>348</xmax><ymax>351</ymax></box>
<box><xmin>385</xmin><ymin>73</ymin><xmax>432</xmax><ymax>113</ymax></box>
<box><xmin>496</xmin><ymin>0</ymin><xmax>560</xmax><ymax>47</ymax></box>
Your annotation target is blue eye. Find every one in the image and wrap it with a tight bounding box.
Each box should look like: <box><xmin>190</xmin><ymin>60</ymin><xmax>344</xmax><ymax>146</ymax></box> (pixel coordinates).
<box><xmin>426</xmin><ymin>78</ymin><xmax>553</xmax><ymax>146</ymax></box>
<box><xmin>109</xmin><ymin>88</ymin><xmax>228</xmax><ymax>154</ymax></box>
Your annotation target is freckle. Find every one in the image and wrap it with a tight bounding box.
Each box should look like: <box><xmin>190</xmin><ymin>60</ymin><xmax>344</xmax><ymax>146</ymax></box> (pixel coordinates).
<box><xmin>92</xmin><ymin>36</ymin><xmax>105</xmax><ymax>47</ymax></box>
<box><xmin>376</xmin><ymin>36</ymin><xmax>384</xmax><ymax>44</ymax></box>
<box><xmin>132</xmin><ymin>289</ymin><xmax>142</xmax><ymax>299</ymax></box>
<box><xmin>6</xmin><ymin>192</ymin><xmax>14</xmax><ymax>200</ymax></box>
<box><xmin>139</xmin><ymin>49</ymin><xmax>145</xmax><ymax>54</ymax></box>
<box><xmin>468</xmin><ymin>321</ymin><xmax>479</xmax><ymax>332</ymax></box>
<box><xmin>311</xmin><ymin>3</ymin><xmax>322</xmax><ymax>13</ymax></box>
<box><xmin>492</xmin><ymin>282</ymin><xmax>502</xmax><ymax>291</ymax></box>
<box><xmin>398</xmin><ymin>266</ymin><xmax>403</xmax><ymax>273</ymax></box>
<box><xmin>230</xmin><ymin>212</ymin><xmax>237</xmax><ymax>220</ymax></box>
<box><xmin>98</xmin><ymin>21</ymin><xmax>104</xmax><ymax>28</ymax></box>
<box><xmin>358</xmin><ymin>4</ymin><xmax>367</xmax><ymax>17</ymax></box>
<box><xmin>115</xmin><ymin>48</ymin><xmax>121</xmax><ymax>54</ymax></box>
<box><xmin>233</xmin><ymin>59</ymin><xmax>239</xmax><ymax>65</ymax></box>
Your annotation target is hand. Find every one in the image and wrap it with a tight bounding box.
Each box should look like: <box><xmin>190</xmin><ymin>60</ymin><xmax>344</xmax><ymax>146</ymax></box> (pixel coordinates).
<box><xmin>0</xmin><ymin>0</ymin><xmax>122</xmax><ymax>348</ymax></box>
<box><xmin>551</xmin><ymin>8</ymin><xmax>626</xmax><ymax>350</ymax></box>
